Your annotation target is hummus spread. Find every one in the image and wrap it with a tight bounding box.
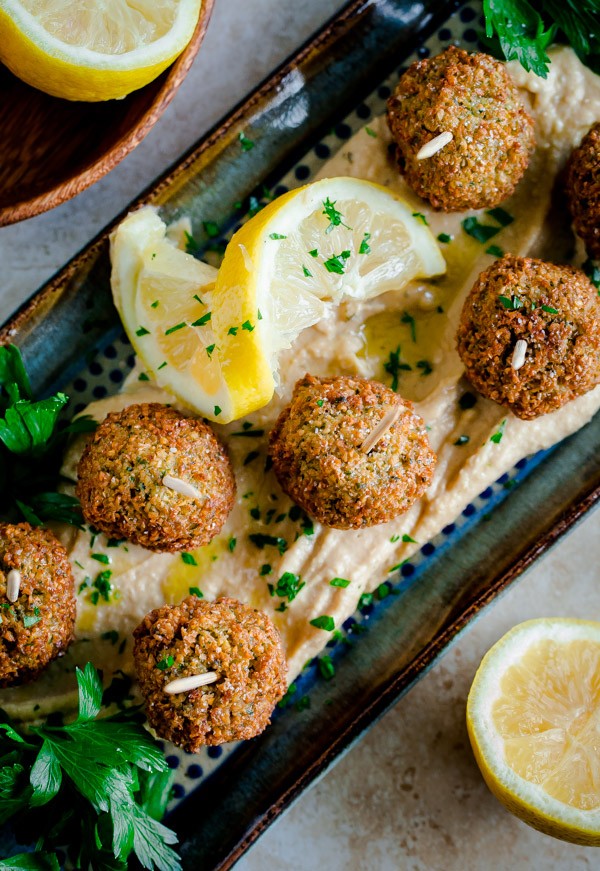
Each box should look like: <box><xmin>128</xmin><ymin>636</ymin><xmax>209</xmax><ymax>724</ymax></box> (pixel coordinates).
<box><xmin>2</xmin><ymin>48</ymin><xmax>599</xmax><ymax>719</ymax></box>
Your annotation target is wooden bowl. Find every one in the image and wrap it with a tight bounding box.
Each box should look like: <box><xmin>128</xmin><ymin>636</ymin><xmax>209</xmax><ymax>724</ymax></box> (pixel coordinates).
<box><xmin>0</xmin><ymin>0</ymin><xmax>214</xmax><ymax>227</ymax></box>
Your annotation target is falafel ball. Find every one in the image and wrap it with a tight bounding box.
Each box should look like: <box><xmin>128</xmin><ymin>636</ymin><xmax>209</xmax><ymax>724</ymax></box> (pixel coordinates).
<box><xmin>133</xmin><ymin>596</ymin><xmax>287</xmax><ymax>751</ymax></box>
<box><xmin>76</xmin><ymin>403</ymin><xmax>235</xmax><ymax>553</ymax></box>
<box><xmin>565</xmin><ymin>122</ymin><xmax>600</xmax><ymax>259</ymax></box>
<box><xmin>268</xmin><ymin>374</ymin><xmax>436</xmax><ymax>529</ymax></box>
<box><xmin>386</xmin><ymin>46</ymin><xmax>535</xmax><ymax>211</ymax></box>
<box><xmin>456</xmin><ymin>255</ymin><xmax>600</xmax><ymax>419</ymax></box>
<box><xmin>0</xmin><ymin>523</ymin><xmax>76</xmax><ymax>687</ymax></box>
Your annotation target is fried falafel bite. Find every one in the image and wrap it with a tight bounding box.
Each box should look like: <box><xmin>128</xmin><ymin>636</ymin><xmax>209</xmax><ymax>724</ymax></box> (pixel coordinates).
<box><xmin>457</xmin><ymin>255</ymin><xmax>600</xmax><ymax>420</ymax></box>
<box><xmin>565</xmin><ymin>122</ymin><xmax>600</xmax><ymax>259</ymax></box>
<box><xmin>76</xmin><ymin>403</ymin><xmax>235</xmax><ymax>553</ymax></box>
<box><xmin>133</xmin><ymin>596</ymin><xmax>287</xmax><ymax>751</ymax></box>
<box><xmin>0</xmin><ymin>523</ymin><xmax>76</xmax><ymax>687</ymax></box>
<box><xmin>386</xmin><ymin>46</ymin><xmax>535</xmax><ymax>211</ymax></box>
<box><xmin>268</xmin><ymin>374</ymin><xmax>436</xmax><ymax>530</ymax></box>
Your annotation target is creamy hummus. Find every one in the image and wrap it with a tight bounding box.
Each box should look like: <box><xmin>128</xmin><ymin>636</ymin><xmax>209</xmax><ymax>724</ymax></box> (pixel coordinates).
<box><xmin>2</xmin><ymin>47</ymin><xmax>599</xmax><ymax>719</ymax></box>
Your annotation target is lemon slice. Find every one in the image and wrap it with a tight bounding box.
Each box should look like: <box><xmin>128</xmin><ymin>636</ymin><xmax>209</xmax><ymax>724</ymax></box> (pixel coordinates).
<box><xmin>110</xmin><ymin>207</ymin><xmax>235</xmax><ymax>419</ymax></box>
<box><xmin>0</xmin><ymin>0</ymin><xmax>202</xmax><ymax>101</ymax></box>
<box><xmin>467</xmin><ymin>618</ymin><xmax>600</xmax><ymax>846</ymax></box>
<box><xmin>212</xmin><ymin>176</ymin><xmax>446</xmax><ymax>420</ymax></box>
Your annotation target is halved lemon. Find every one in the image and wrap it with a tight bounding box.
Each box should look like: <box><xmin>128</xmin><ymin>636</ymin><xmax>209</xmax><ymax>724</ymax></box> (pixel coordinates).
<box><xmin>211</xmin><ymin>176</ymin><xmax>446</xmax><ymax>420</ymax></box>
<box><xmin>0</xmin><ymin>0</ymin><xmax>202</xmax><ymax>101</ymax></box>
<box><xmin>110</xmin><ymin>207</ymin><xmax>235</xmax><ymax>419</ymax></box>
<box><xmin>467</xmin><ymin>618</ymin><xmax>600</xmax><ymax>846</ymax></box>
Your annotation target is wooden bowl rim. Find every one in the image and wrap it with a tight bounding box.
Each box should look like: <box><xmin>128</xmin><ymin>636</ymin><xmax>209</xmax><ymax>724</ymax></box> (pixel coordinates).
<box><xmin>0</xmin><ymin>0</ymin><xmax>215</xmax><ymax>227</ymax></box>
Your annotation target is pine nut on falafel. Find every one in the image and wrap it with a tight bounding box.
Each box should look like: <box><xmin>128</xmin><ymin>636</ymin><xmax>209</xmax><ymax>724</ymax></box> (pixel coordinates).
<box><xmin>456</xmin><ymin>255</ymin><xmax>600</xmax><ymax>420</ymax></box>
<box><xmin>268</xmin><ymin>374</ymin><xmax>437</xmax><ymax>530</ymax></box>
<box><xmin>386</xmin><ymin>46</ymin><xmax>535</xmax><ymax>211</ymax></box>
<box><xmin>565</xmin><ymin>122</ymin><xmax>600</xmax><ymax>260</ymax></box>
<box><xmin>76</xmin><ymin>403</ymin><xmax>235</xmax><ymax>553</ymax></box>
<box><xmin>0</xmin><ymin>523</ymin><xmax>76</xmax><ymax>688</ymax></box>
<box><xmin>133</xmin><ymin>596</ymin><xmax>287</xmax><ymax>751</ymax></box>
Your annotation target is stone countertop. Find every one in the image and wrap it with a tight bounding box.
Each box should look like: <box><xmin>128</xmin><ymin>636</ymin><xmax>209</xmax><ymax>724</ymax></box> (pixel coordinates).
<box><xmin>1</xmin><ymin>1</ymin><xmax>598</xmax><ymax>868</ymax></box>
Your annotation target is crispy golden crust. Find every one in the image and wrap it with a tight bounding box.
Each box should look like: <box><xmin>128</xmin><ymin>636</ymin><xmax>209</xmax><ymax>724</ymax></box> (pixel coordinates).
<box><xmin>133</xmin><ymin>596</ymin><xmax>287</xmax><ymax>751</ymax></box>
<box><xmin>76</xmin><ymin>403</ymin><xmax>235</xmax><ymax>553</ymax></box>
<box><xmin>565</xmin><ymin>122</ymin><xmax>600</xmax><ymax>259</ymax></box>
<box><xmin>0</xmin><ymin>523</ymin><xmax>75</xmax><ymax>687</ymax></box>
<box><xmin>268</xmin><ymin>374</ymin><xmax>436</xmax><ymax>529</ymax></box>
<box><xmin>456</xmin><ymin>255</ymin><xmax>600</xmax><ymax>419</ymax></box>
<box><xmin>386</xmin><ymin>47</ymin><xmax>535</xmax><ymax>211</ymax></box>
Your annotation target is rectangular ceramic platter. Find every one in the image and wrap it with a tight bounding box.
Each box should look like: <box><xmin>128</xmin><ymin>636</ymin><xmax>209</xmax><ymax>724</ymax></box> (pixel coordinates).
<box><xmin>2</xmin><ymin>1</ymin><xmax>600</xmax><ymax>868</ymax></box>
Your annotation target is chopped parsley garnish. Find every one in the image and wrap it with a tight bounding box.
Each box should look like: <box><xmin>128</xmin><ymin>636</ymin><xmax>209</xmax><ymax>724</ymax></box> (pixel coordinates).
<box><xmin>157</xmin><ymin>361</ymin><xmax>168</xmax><ymax>370</ymax></box>
<box><xmin>416</xmin><ymin>359</ymin><xmax>433</xmax><ymax>376</ymax></box>
<box><xmin>309</xmin><ymin>248</ymin><xmax>319</xmax><ymax>258</ymax></box>
<box><xmin>260</xmin><ymin>563</ymin><xmax>272</xmax><ymax>576</ymax></box>
<box><xmin>249</xmin><ymin>533</ymin><xmax>288</xmax><ymax>555</ymax></box>
<box><xmin>191</xmin><ymin>312</ymin><xmax>212</xmax><ymax>327</ymax></box>
<box><xmin>486</xmin><ymin>207</ymin><xmax>514</xmax><ymax>227</ymax></box>
<box><xmin>402</xmin><ymin>534</ymin><xmax>417</xmax><ymax>543</ymax></box>
<box><xmin>358</xmin><ymin>592</ymin><xmax>374</xmax><ymax>609</ymax></box>
<box><xmin>156</xmin><ymin>655</ymin><xmax>175</xmax><ymax>670</ymax></box>
<box><xmin>365</xmin><ymin>126</ymin><xmax>377</xmax><ymax>137</ymax></box>
<box><xmin>91</xmin><ymin>553</ymin><xmax>109</xmax><ymax>564</ymax></box>
<box><xmin>214</xmin><ymin>405</ymin><xmax>222</xmax><ymax>416</ymax></box>
<box><xmin>323</xmin><ymin>250</ymin><xmax>351</xmax><ymax>274</ymax></box>
<box><xmin>359</xmin><ymin>232</ymin><xmax>371</xmax><ymax>255</ymax></box>
<box><xmin>412</xmin><ymin>212</ymin><xmax>429</xmax><ymax>225</ymax></box>
<box><xmin>243</xmin><ymin>450</ymin><xmax>260</xmax><ymax>465</ymax></box>
<box><xmin>318</xmin><ymin>655</ymin><xmax>335</xmax><ymax>680</ymax></box>
<box><xmin>205</xmin><ymin>344</ymin><xmax>216</xmax><ymax>359</ymax></box>
<box><xmin>310</xmin><ymin>615</ymin><xmax>335</xmax><ymax>631</ymax></box>
<box><xmin>316</xmin><ymin>399</ymin><xmax>324</xmax><ymax>407</ymax></box>
<box><xmin>454</xmin><ymin>435</ymin><xmax>470</xmax><ymax>446</ymax></box>
<box><xmin>203</xmin><ymin>220</ymin><xmax>219</xmax><ymax>238</ymax></box>
<box><xmin>269</xmin><ymin>571</ymin><xmax>305</xmax><ymax>602</ymax></box>
<box><xmin>322</xmin><ymin>198</ymin><xmax>351</xmax><ymax>233</ymax></box>
<box><xmin>193</xmin><ymin>294</ymin><xmax>203</xmax><ymax>305</ymax></box>
<box><xmin>498</xmin><ymin>294</ymin><xmax>524</xmax><ymax>310</ymax></box>
<box><xmin>390</xmin><ymin>534</ymin><xmax>400</xmax><ymax>543</ymax></box>
<box><xmin>541</xmin><ymin>305</ymin><xmax>559</xmax><ymax>314</ymax></box>
<box><xmin>242</xmin><ymin>320</ymin><xmax>254</xmax><ymax>332</ymax></box>
<box><xmin>302</xmin><ymin>265</ymin><xmax>313</xmax><ymax>277</ymax></box>
<box><xmin>384</xmin><ymin>346</ymin><xmax>411</xmax><ymax>391</ymax></box>
<box><xmin>257</xmin><ymin>309</ymin><xmax>263</xmax><ymax>320</ymax></box>
<box><xmin>151</xmin><ymin>300</ymin><xmax>160</xmax><ymax>308</ymax></box>
<box><xmin>164</xmin><ymin>322</ymin><xmax>187</xmax><ymax>336</ymax></box>
<box><xmin>101</xmin><ymin>630</ymin><xmax>119</xmax><ymax>645</ymax></box>
<box><xmin>138</xmin><ymin>372</ymin><xmax>150</xmax><ymax>382</ymax></box>
<box><xmin>330</xmin><ymin>577</ymin><xmax>350</xmax><ymax>588</ymax></box>
<box><xmin>181</xmin><ymin>552</ymin><xmax>197</xmax><ymax>566</ymax></box>
<box><xmin>135</xmin><ymin>326</ymin><xmax>150</xmax><ymax>337</ymax></box>
<box><xmin>376</xmin><ymin>583</ymin><xmax>390</xmax><ymax>600</ymax></box>
<box><xmin>89</xmin><ymin>570</ymin><xmax>115</xmax><ymax>605</ymax></box>
<box><xmin>189</xmin><ymin>586</ymin><xmax>203</xmax><ymax>598</ymax></box>
<box><xmin>491</xmin><ymin>419</ymin><xmax>507</xmax><ymax>444</ymax></box>
<box><xmin>269</xmin><ymin>232</ymin><xmax>287</xmax><ymax>240</ymax></box>
<box><xmin>23</xmin><ymin>608</ymin><xmax>41</xmax><ymax>628</ymax></box>
<box><xmin>250</xmin><ymin>507</ymin><xmax>261</xmax><ymax>520</ymax></box>
<box><xmin>462</xmin><ymin>216</ymin><xmax>501</xmax><ymax>243</ymax></box>
<box><xmin>228</xmin><ymin>326</ymin><xmax>238</xmax><ymax>336</ymax></box>
<box><xmin>486</xmin><ymin>244</ymin><xmax>504</xmax><ymax>257</ymax></box>
<box><xmin>437</xmin><ymin>233</ymin><xmax>452</xmax><ymax>244</ymax></box>
<box><xmin>401</xmin><ymin>311</ymin><xmax>417</xmax><ymax>342</ymax></box>
<box><xmin>239</xmin><ymin>131</ymin><xmax>255</xmax><ymax>151</ymax></box>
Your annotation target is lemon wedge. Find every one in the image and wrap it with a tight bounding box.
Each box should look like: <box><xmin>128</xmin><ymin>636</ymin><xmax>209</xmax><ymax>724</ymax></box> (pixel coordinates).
<box><xmin>0</xmin><ymin>0</ymin><xmax>202</xmax><ymax>101</ymax></box>
<box><xmin>467</xmin><ymin>618</ymin><xmax>600</xmax><ymax>846</ymax></box>
<box><xmin>110</xmin><ymin>207</ymin><xmax>235</xmax><ymax>419</ymax></box>
<box><xmin>211</xmin><ymin>176</ymin><xmax>446</xmax><ymax>420</ymax></box>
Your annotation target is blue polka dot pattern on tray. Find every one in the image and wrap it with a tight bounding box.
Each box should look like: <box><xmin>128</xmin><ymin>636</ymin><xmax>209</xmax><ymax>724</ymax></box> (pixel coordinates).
<box><xmin>57</xmin><ymin>0</ymin><xmax>550</xmax><ymax>809</ymax></box>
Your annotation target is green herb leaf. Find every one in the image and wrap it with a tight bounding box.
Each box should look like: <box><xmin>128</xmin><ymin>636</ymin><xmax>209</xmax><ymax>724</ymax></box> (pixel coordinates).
<box><xmin>437</xmin><ymin>233</ymin><xmax>452</xmax><ymax>244</ymax></box>
<box><xmin>486</xmin><ymin>244</ymin><xmax>504</xmax><ymax>257</ymax></box>
<box><xmin>359</xmin><ymin>232</ymin><xmax>371</xmax><ymax>255</ymax></box>
<box><xmin>188</xmin><ymin>587</ymin><xmax>203</xmax><ymax>598</ymax></box>
<box><xmin>270</xmin><ymin>572</ymin><xmax>304</xmax><ymax>602</ymax></box>
<box><xmin>181</xmin><ymin>552</ymin><xmax>197</xmax><ymax>566</ymax></box>
<box><xmin>249</xmin><ymin>533</ymin><xmax>287</xmax><ymax>554</ymax></box>
<box><xmin>203</xmin><ymin>221</ymin><xmax>219</xmax><ymax>238</ymax></box>
<box><xmin>482</xmin><ymin>0</ymin><xmax>556</xmax><ymax>78</ymax></box>
<box><xmin>191</xmin><ymin>312</ymin><xmax>211</xmax><ymax>328</ymax></box>
<box><xmin>29</xmin><ymin>741</ymin><xmax>62</xmax><ymax>807</ymax></box>
<box><xmin>164</xmin><ymin>323</ymin><xmax>187</xmax><ymax>336</ymax></box>
<box><xmin>401</xmin><ymin>311</ymin><xmax>417</xmax><ymax>342</ymax></box>
<box><xmin>322</xmin><ymin>198</ymin><xmax>351</xmax><ymax>233</ymax></box>
<box><xmin>365</xmin><ymin>126</ymin><xmax>377</xmax><ymax>138</ymax></box>
<box><xmin>491</xmin><ymin>419</ymin><xmax>507</xmax><ymax>444</ymax></box>
<box><xmin>330</xmin><ymin>577</ymin><xmax>350</xmax><ymax>588</ymax></box>
<box><xmin>239</xmin><ymin>132</ymin><xmax>255</xmax><ymax>151</ymax></box>
<box><xmin>136</xmin><ymin>327</ymin><xmax>150</xmax><ymax>337</ymax></box>
<box><xmin>462</xmin><ymin>216</ymin><xmax>500</xmax><ymax>243</ymax></box>
<box><xmin>309</xmin><ymin>615</ymin><xmax>335</xmax><ymax>631</ymax></box>
<box><xmin>486</xmin><ymin>207</ymin><xmax>514</xmax><ymax>226</ymax></box>
<box><xmin>412</xmin><ymin>212</ymin><xmax>428</xmax><ymax>225</ymax></box>
<box><xmin>156</xmin><ymin>656</ymin><xmax>174</xmax><ymax>671</ymax></box>
<box><xmin>498</xmin><ymin>294</ymin><xmax>524</xmax><ymax>310</ymax></box>
<box><xmin>269</xmin><ymin>233</ymin><xmax>287</xmax><ymax>240</ymax></box>
<box><xmin>323</xmin><ymin>251</ymin><xmax>351</xmax><ymax>274</ymax></box>
<box><xmin>318</xmin><ymin>656</ymin><xmax>335</xmax><ymax>681</ymax></box>
<box><xmin>0</xmin><ymin>855</ymin><xmax>60</xmax><ymax>870</ymax></box>
<box><xmin>302</xmin><ymin>265</ymin><xmax>313</xmax><ymax>277</ymax></box>
<box><xmin>384</xmin><ymin>347</ymin><xmax>411</xmax><ymax>392</ymax></box>
<box><xmin>541</xmin><ymin>305</ymin><xmax>559</xmax><ymax>314</ymax></box>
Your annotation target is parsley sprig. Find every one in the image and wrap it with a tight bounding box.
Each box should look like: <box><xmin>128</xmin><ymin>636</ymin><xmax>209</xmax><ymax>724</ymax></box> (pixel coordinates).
<box><xmin>483</xmin><ymin>0</ymin><xmax>600</xmax><ymax>78</ymax></box>
<box><xmin>0</xmin><ymin>663</ymin><xmax>180</xmax><ymax>870</ymax></box>
<box><xmin>0</xmin><ymin>345</ymin><xmax>87</xmax><ymax>529</ymax></box>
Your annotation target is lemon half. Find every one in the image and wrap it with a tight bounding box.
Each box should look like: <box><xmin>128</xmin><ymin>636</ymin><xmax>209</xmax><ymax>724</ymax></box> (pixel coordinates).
<box><xmin>211</xmin><ymin>176</ymin><xmax>446</xmax><ymax>420</ymax></box>
<box><xmin>467</xmin><ymin>618</ymin><xmax>600</xmax><ymax>846</ymax></box>
<box><xmin>0</xmin><ymin>0</ymin><xmax>202</xmax><ymax>101</ymax></box>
